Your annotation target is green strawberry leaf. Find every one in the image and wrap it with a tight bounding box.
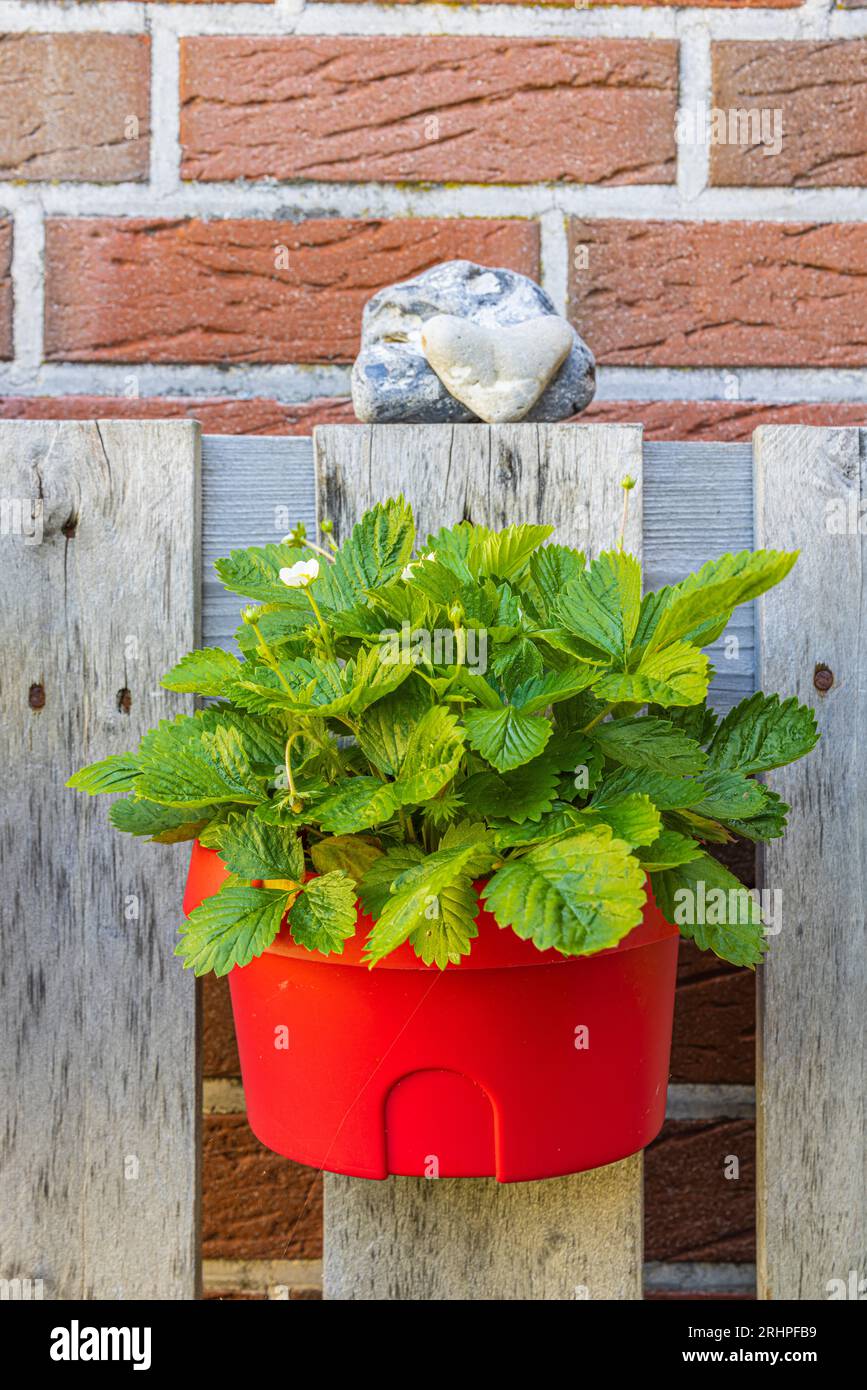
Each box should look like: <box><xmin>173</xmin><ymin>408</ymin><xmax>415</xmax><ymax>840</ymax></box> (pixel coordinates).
<box><xmin>215</xmin><ymin>811</ymin><xmax>305</xmax><ymax>881</ymax></box>
<box><xmin>67</xmin><ymin>753</ymin><xmax>141</xmax><ymax>795</ymax></box>
<box><xmin>162</xmin><ymin>647</ymin><xmax>243</xmax><ymax>698</ymax></box>
<box><xmin>310</xmin><ymin>834</ymin><xmax>382</xmax><ymax>886</ymax></box>
<box><xmin>287</xmin><ymin>871</ymin><xmax>357</xmax><ymax>954</ymax></box>
<box><xmin>483</xmin><ymin>826</ymin><xmax>646</xmax><ymax>956</ymax></box>
<box><xmin>464</xmin><ymin>705</ymin><xmax>552</xmax><ymax>773</ymax></box>
<box><xmin>109</xmin><ymin>796</ymin><xmax>219</xmax><ymax>843</ymax></box>
<box><xmin>652</xmin><ymin>854</ymin><xmax>767</xmax><ymax>966</ymax></box>
<box><xmin>591</xmin><ymin>718</ymin><xmax>707</xmax><ymax>775</ymax></box>
<box><xmin>706</xmin><ymin>693</ymin><xmax>819</xmax><ymax>775</ymax></box>
<box><xmin>176</xmin><ymin>883</ymin><xmax>291</xmax><ymax>976</ymax></box>
<box><xmin>317</xmin><ymin>777</ymin><xmax>399</xmax><ymax>834</ymax></box>
<box><xmin>638</xmin><ymin>830</ymin><xmax>702</xmax><ymax>872</ymax></box>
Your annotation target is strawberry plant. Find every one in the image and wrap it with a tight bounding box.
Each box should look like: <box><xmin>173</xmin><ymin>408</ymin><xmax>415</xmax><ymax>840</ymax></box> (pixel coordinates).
<box><xmin>69</xmin><ymin>497</ymin><xmax>818</xmax><ymax>976</ymax></box>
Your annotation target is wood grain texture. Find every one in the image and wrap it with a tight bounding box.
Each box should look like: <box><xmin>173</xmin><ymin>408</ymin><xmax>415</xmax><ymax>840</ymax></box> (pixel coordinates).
<box><xmin>315</xmin><ymin>422</ymin><xmax>643</xmax><ymax>1301</ymax></box>
<box><xmin>325</xmin><ymin>1156</ymin><xmax>643</xmax><ymax>1301</ymax></box>
<box><xmin>754</xmin><ymin>425</ymin><xmax>867</xmax><ymax>1300</ymax></box>
<box><xmin>202</xmin><ymin>436</ymin><xmax>316</xmax><ymax>651</ymax></box>
<box><xmin>0</xmin><ymin>420</ymin><xmax>201</xmax><ymax>1299</ymax></box>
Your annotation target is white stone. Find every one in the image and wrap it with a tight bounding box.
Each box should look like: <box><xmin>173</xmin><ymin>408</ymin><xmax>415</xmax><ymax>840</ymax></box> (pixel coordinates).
<box><xmin>420</xmin><ymin>313</ymin><xmax>575</xmax><ymax>424</ymax></box>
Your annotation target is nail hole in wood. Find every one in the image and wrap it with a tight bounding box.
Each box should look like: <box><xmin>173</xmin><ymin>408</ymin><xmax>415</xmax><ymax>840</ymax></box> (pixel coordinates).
<box><xmin>29</xmin><ymin>683</ymin><xmax>45</xmax><ymax>710</ymax></box>
<box><xmin>116</xmin><ymin>688</ymin><xmax>132</xmax><ymax>715</ymax></box>
<box><xmin>62</xmin><ymin>517</ymin><xmax>77</xmax><ymax>539</ymax></box>
<box><xmin>813</xmin><ymin>664</ymin><xmax>834</xmax><ymax>694</ymax></box>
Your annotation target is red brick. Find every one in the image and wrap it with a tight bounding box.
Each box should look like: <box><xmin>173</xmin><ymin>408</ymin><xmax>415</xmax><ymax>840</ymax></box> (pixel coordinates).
<box><xmin>710</xmin><ymin>42</ymin><xmax>867</xmax><ymax>187</ymax></box>
<box><xmin>0</xmin><ymin>35</ymin><xmax>150</xmax><ymax>182</ymax></box>
<box><xmin>671</xmin><ymin>942</ymin><xmax>755</xmax><ymax>1085</ymax></box>
<box><xmin>0</xmin><ymin>221</ymin><xmax>10</xmax><ymax>359</ymax></box>
<box><xmin>584</xmin><ymin>400</ymin><xmax>867</xmax><ymax>441</ymax></box>
<box><xmin>5</xmin><ymin>395</ymin><xmax>863</xmax><ymax>445</ymax></box>
<box><xmin>202</xmin><ymin>1115</ymin><xmax>322</xmax><ymax>1260</ymax></box>
<box><xmin>568</xmin><ymin>220</ymin><xmax>867</xmax><ymax>367</ymax></box>
<box><xmin>645</xmin><ymin>1120</ymin><xmax>755</xmax><ymax>1263</ymax></box>
<box><xmin>0</xmin><ymin>394</ymin><xmax>356</xmax><ymax>436</ymax></box>
<box><xmin>180</xmin><ymin>37</ymin><xmax>677</xmax><ymax>185</ymax></box>
<box><xmin>44</xmin><ymin>218</ymin><xmax>539</xmax><ymax>365</ymax></box>
<box><xmin>203</xmin><ymin>974</ymin><xmax>240</xmax><ymax>1076</ymax></box>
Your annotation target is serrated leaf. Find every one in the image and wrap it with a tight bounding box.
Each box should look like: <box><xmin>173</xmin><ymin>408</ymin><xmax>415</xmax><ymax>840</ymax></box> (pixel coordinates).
<box><xmin>315</xmin><ymin>498</ymin><xmax>415</xmax><ymax>613</ymax></box>
<box><xmin>523</xmin><ymin>544</ymin><xmax>586</xmax><ymax>624</ymax></box>
<box><xmin>638</xmin><ymin>830</ymin><xmax>702</xmax><ymax>872</ymax></box>
<box><xmin>476</xmin><ymin>523</ymin><xmax>553</xmax><ymax>580</ymax></box>
<box><xmin>394</xmin><ymin>705</ymin><xmax>464</xmax><ymax>804</ymax></box>
<box><xmin>310</xmin><ymin>834</ymin><xmax>382</xmax><ymax>886</ymax></box>
<box><xmin>706</xmin><ymin>692</ymin><xmax>819</xmax><ymax>775</ymax></box>
<box><xmin>109</xmin><ymin>796</ymin><xmax>218</xmax><ymax>843</ymax></box>
<box><xmin>592</xmin><ymin>717</ymin><xmax>707</xmax><ymax>775</ymax></box>
<box><xmin>556</xmin><ymin>550</ymin><xmax>642</xmax><ymax>661</ymax></box>
<box><xmin>593</xmin><ymin>640</ymin><xmax>710</xmax><ymax>707</ymax></box>
<box><xmin>357</xmin><ymin>845</ymin><xmax>426</xmax><ymax>918</ymax></box>
<box><xmin>162</xmin><ymin>647</ymin><xmax>243</xmax><ymax>697</ymax></box>
<box><xmin>720</xmin><ymin>788</ymin><xmax>789</xmax><ymax>842</ymax></box>
<box><xmin>137</xmin><ymin>718</ymin><xmax>266</xmax><ymax>808</ymax></box>
<box><xmin>464</xmin><ymin>705</ymin><xmax>552</xmax><ymax>773</ymax></box>
<box><xmin>287</xmin><ymin>871</ymin><xmax>357</xmax><ymax>954</ymax></box>
<box><xmin>461</xmin><ymin>760</ymin><xmax>560</xmax><ymax>824</ymax></box>
<box><xmin>317</xmin><ymin>777</ymin><xmax>398</xmax><ymax>833</ymax></box>
<box><xmin>645</xmin><ymin>550</ymin><xmax>798</xmax><ymax>652</ymax></box>
<box><xmin>216</xmin><ymin>811</ymin><xmax>304</xmax><ymax>880</ymax></box>
<box><xmin>511</xmin><ymin>666</ymin><xmax>599</xmax><ymax>715</ymax></box>
<box><xmin>576</xmin><ymin>793</ymin><xmax>662</xmax><ymax>848</ymax></box>
<box><xmin>67</xmin><ymin>753</ymin><xmax>140</xmax><ymax>795</ymax></box>
<box><xmin>215</xmin><ymin>541</ymin><xmax>315</xmax><ymax>606</ymax></box>
<box><xmin>652</xmin><ymin>854</ymin><xmax>766</xmax><ymax>967</ymax></box>
<box><xmin>408</xmin><ymin>874</ymin><xmax>479</xmax><ymax>967</ymax></box>
<box><xmin>591</xmin><ymin>766</ymin><xmax>706</xmax><ymax>812</ymax></box>
<box><xmin>364</xmin><ymin>837</ymin><xmax>493</xmax><ymax>965</ymax></box>
<box><xmin>692</xmin><ymin>770</ymin><xmax>767</xmax><ymax>821</ymax></box>
<box><xmin>483</xmin><ymin>826</ymin><xmax>645</xmax><ymax>956</ymax></box>
<box><xmin>355</xmin><ymin>678</ymin><xmax>432</xmax><ymax>776</ymax></box>
<box><xmin>176</xmin><ymin>884</ymin><xmax>291</xmax><ymax>976</ymax></box>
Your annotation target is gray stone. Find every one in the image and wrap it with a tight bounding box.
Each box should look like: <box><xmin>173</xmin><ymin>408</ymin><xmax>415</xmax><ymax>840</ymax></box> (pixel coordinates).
<box><xmin>351</xmin><ymin>260</ymin><xmax>595</xmax><ymax>424</ymax></box>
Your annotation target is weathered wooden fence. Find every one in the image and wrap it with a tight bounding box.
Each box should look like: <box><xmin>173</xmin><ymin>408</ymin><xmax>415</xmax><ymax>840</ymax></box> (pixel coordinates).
<box><xmin>0</xmin><ymin>420</ymin><xmax>863</xmax><ymax>1300</ymax></box>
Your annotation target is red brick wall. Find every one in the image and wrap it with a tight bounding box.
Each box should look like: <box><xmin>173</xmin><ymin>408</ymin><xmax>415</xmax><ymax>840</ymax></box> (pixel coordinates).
<box><xmin>3</xmin><ymin>0</ymin><xmax>863</xmax><ymax>1302</ymax></box>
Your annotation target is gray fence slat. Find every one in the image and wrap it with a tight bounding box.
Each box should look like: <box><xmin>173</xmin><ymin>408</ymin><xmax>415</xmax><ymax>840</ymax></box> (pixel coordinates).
<box><xmin>316</xmin><ymin>421</ymin><xmax>645</xmax><ymax>1302</ymax></box>
<box><xmin>754</xmin><ymin>424</ymin><xmax>867</xmax><ymax>1301</ymax></box>
<box><xmin>202</xmin><ymin>437</ymin><xmax>316</xmax><ymax>651</ymax></box>
<box><xmin>0</xmin><ymin>420</ymin><xmax>201</xmax><ymax>1300</ymax></box>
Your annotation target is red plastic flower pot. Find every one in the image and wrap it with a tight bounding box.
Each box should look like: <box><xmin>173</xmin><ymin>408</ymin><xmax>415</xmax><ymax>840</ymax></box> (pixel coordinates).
<box><xmin>185</xmin><ymin>841</ymin><xmax>679</xmax><ymax>1182</ymax></box>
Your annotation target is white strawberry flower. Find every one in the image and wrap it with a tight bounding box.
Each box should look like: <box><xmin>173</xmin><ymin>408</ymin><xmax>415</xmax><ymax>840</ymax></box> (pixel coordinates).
<box><xmin>279</xmin><ymin>557</ymin><xmax>320</xmax><ymax>588</ymax></box>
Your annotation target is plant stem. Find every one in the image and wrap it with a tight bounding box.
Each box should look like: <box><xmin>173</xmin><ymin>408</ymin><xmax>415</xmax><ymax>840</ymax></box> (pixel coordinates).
<box><xmin>283</xmin><ymin>732</ymin><xmax>303</xmax><ymax>811</ymax></box>
<box><xmin>247</xmin><ymin>615</ymin><xmax>294</xmax><ymax>695</ymax></box>
<box><xmin>304</xmin><ymin>587</ymin><xmax>333</xmax><ymax>655</ymax></box>
<box><xmin>581</xmin><ymin>703</ymin><xmax>615</xmax><ymax>734</ymax></box>
<box><xmin>299</xmin><ymin>538</ymin><xmax>336</xmax><ymax>565</ymax></box>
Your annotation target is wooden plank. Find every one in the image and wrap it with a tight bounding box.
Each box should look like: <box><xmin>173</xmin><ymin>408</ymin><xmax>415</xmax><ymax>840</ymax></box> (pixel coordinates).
<box><xmin>754</xmin><ymin>424</ymin><xmax>867</xmax><ymax>1300</ymax></box>
<box><xmin>0</xmin><ymin>420</ymin><xmax>201</xmax><ymax>1299</ymax></box>
<box><xmin>315</xmin><ymin>421</ymin><xmax>644</xmax><ymax>1302</ymax></box>
<box><xmin>644</xmin><ymin>442</ymin><xmax>754</xmax><ymax>713</ymax></box>
<box><xmin>325</xmin><ymin>1157</ymin><xmax>643</xmax><ymax>1302</ymax></box>
<box><xmin>202</xmin><ymin>436</ymin><xmax>316</xmax><ymax>651</ymax></box>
